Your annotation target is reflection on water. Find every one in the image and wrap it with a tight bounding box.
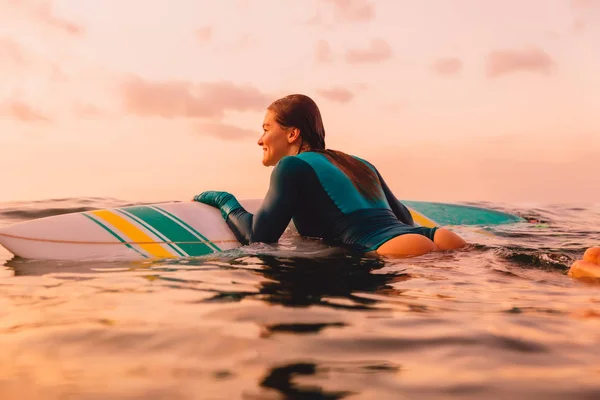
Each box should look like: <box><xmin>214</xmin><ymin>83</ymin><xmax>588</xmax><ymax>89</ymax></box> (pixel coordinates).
<box><xmin>0</xmin><ymin>199</ymin><xmax>600</xmax><ymax>399</ymax></box>
<box><xmin>260</xmin><ymin>362</ymin><xmax>354</xmax><ymax>399</ymax></box>
<box><xmin>227</xmin><ymin>254</ymin><xmax>394</xmax><ymax>309</ymax></box>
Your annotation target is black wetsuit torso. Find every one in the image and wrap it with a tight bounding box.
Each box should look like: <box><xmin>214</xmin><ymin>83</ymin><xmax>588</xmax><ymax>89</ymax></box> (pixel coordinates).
<box><xmin>200</xmin><ymin>152</ymin><xmax>437</xmax><ymax>252</ymax></box>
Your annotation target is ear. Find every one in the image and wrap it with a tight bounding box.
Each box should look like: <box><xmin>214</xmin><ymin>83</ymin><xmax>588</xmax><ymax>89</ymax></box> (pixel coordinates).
<box><xmin>287</xmin><ymin>127</ymin><xmax>301</xmax><ymax>144</ymax></box>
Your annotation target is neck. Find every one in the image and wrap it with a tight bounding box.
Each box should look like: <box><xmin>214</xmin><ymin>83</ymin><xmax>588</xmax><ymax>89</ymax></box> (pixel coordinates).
<box><xmin>288</xmin><ymin>142</ymin><xmax>312</xmax><ymax>156</ymax></box>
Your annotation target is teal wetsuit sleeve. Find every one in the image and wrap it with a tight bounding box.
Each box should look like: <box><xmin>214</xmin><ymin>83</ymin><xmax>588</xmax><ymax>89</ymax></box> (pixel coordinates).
<box><xmin>194</xmin><ymin>191</ymin><xmax>243</xmax><ymax>219</ymax></box>
<box><xmin>221</xmin><ymin>156</ymin><xmax>300</xmax><ymax>245</ymax></box>
<box><xmin>376</xmin><ymin>170</ymin><xmax>414</xmax><ymax>226</ymax></box>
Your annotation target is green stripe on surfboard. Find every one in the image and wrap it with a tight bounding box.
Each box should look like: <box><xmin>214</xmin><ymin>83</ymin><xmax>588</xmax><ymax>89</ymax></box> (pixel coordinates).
<box><xmin>151</xmin><ymin>205</ymin><xmax>221</xmax><ymax>252</ymax></box>
<box><xmin>115</xmin><ymin>209</ymin><xmax>187</xmax><ymax>257</ymax></box>
<box><xmin>401</xmin><ymin>201</ymin><xmax>524</xmax><ymax>226</ymax></box>
<box><xmin>121</xmin><ymin>205</ymin><xmax>217</xmax><ymax>256</ymax></box>
<box><xmin>83</xmin><ymin>213</ymin><xmax>149</xmax><ymax>258</ymax></box>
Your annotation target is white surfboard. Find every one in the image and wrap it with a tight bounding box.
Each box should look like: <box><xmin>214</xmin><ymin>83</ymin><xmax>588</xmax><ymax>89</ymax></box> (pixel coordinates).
<box><xmin>0</xmin><ymin>199</ymin><xmax>524</xmax><ymax>261</ymax></box>
<box><xmin>0</xmin><ymin>200</ymin><xmax>265</xmax><ymax>261</ymax></box>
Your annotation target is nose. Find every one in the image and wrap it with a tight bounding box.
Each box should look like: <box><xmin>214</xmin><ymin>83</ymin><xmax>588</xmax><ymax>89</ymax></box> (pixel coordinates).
<box><xmin>257</xmin><ymin>133</ymin><xmax>264</xmax><ymax>146</ymax></box>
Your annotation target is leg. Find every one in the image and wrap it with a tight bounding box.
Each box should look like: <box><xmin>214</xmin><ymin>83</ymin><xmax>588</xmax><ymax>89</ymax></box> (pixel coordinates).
<box><xmin>375</xmin><ymin>234</ymin><xmax>438</xmax><ymax>257</ymax></box>
<box><xmin>432</xmin><ymin>228</ymin><xmax>467</xmax><ymax>251</ymax></box>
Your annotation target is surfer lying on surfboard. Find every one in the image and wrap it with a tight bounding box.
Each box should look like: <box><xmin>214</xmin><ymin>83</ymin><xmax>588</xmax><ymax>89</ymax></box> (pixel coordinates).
<box><xmin>194</xmin><ymin>94</ymin><xmax>467</xmax><ymax>257</ymax></box>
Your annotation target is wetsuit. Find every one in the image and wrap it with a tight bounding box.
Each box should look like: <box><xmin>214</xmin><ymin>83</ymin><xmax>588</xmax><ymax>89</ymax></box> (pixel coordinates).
<box><xmin>195</xmin><ymin>152</ymin><xmax>438</xmax><ymax>252</ymax></box>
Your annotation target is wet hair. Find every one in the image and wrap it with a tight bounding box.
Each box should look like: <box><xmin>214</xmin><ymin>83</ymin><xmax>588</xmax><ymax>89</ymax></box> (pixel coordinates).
<box><xmin>267</xmin><ymin>94</ymin><xmax>382</xmax><ymax>202</ymax></box>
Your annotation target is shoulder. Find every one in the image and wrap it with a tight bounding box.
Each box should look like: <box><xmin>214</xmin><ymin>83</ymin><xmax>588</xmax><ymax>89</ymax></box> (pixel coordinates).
<box><xmin>270</xmin><ymin>155</ymin><xmax>311</xmax><ymax>179</ymax></box>
<box><xmin>276</xmin><ymin>155</ymin><xmax>311</xmax><ymax>169</ymax></box>
<box><xmin>294</xmin><ymin>151</ymin><xmax>326</xmax><ymax>163</ymax></box>
<box><xmin>349</xmin><ymin>154</ymin><xmax>379</xmax><ymax>173</ymax></box>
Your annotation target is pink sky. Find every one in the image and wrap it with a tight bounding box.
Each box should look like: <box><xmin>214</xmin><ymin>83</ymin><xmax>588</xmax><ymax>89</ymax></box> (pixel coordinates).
<box><xmin>0</xmin><ymin>0</ymin><xmax>598</xmax><ymax>204</ymax></box>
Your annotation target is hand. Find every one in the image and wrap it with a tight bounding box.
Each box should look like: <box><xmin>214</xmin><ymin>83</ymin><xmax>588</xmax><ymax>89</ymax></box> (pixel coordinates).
<box><xmin>192</xmin><ymin>191</ymin><xmax>234</xmax><ymax>209</ymax></box>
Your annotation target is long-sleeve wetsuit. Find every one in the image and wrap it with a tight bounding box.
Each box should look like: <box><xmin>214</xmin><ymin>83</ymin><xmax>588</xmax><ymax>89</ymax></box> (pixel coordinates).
<box><xmin>196</xmin><ymin>152</ymin><xmax>438</xmax><ymax>252</ymax></box>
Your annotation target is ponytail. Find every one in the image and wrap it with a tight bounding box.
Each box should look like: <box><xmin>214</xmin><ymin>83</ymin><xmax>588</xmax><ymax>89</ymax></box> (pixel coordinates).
<box><xmin>311</xmin><ymin>149</ymin><xmax>382</xmax><ymax>203</ymax></box>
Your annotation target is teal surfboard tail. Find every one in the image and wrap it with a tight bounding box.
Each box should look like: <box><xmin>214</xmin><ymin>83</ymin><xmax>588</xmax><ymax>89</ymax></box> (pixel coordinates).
<box><xmin>402</xmin><ymin>200</ymin><xmax>524</xmax><ymax>227</ymax></box>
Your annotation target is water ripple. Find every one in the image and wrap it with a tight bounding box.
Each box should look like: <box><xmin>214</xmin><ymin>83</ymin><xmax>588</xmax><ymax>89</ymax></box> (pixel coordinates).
<box><xmin>0</xmin><ymin>199</ymin><xmax>599</xmax><ymax>398</ymax></box>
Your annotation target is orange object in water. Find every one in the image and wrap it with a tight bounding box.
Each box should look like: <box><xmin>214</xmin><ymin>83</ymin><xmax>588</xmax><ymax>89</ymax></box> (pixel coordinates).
<box><xmin>568</xmin><ymin>247</ymin><xmax>600</xmax><ymax>279</ymax></box>
<box><xmin>583</xmin><ymin>247</ymin><xmax>600</xmax><ymax>264</ymax></box>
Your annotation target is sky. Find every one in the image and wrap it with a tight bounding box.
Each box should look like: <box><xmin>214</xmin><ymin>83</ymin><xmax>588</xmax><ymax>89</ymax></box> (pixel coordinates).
<box><xmin>0</xmin><ymin>0</ymin><xmax>599</xmax><ymax>205</ymax></box>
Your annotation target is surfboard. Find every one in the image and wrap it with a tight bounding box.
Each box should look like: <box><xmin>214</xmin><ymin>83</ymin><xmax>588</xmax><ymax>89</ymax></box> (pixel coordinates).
<box><xmin>0</xmin><ymin>199</ymin><xmax>524</xmax><ymax>261</ymax></box>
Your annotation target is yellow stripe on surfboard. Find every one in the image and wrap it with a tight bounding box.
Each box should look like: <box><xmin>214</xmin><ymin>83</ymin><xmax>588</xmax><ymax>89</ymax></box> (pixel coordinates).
<box><xmin>409</xmin><ymin>207</ymin><xmax>496</xmax><ymax>238</ymax></box>
<box><xmin>91</xmin><ymin>210</ymin><xmax>176</xmax><ymax>258</ymax></box>
<box><xmin>408</xmin><ymin>208</ymin><xmax>438</xmax><ymax>228</ymax></box>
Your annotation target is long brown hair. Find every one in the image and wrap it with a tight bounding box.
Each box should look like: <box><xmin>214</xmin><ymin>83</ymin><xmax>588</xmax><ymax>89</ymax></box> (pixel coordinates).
<box><xmin>267</xmin><ymin>94</ymin><xmax>382</xmax><ymax>202</ymax></box>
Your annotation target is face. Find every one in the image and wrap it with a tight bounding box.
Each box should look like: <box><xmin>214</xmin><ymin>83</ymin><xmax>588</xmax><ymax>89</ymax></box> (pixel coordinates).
<box><xmin>257</xmin><ymin>109</ymin><xmax>300</xmax><ymax>166</ymax></box>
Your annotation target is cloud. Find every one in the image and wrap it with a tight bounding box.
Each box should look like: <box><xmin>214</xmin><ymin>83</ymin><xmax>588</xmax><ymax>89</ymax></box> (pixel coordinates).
<box><xmin>345</xmin><ymin>39</ymin><xmax>392</xmax><ymax>64</ymax></box>
<box><xmin>306</xmin><ymin>11</ymin><xmax>322</xmax><ymax>26</ymax></box>
<box><xmin>0</xmin><ymin>36</ymin><xmax>62</xmax><ymax>76</ymax></box>
<box><xmin>0</xmin><ymin>100</ymin><xmax>50</xmax><ymax>122</ymax></box>
<box><xmin>1</xmin><ymin>0</ymin><xmax>84</xmax><ymax>37</ymax></box>
<box><xmin>232</xmin><ymin>33</ymin><xmax>256</xmax><ymax>50</ymax></box>
<box><xmin>316</xmin><ymin>40</ymin><xmax>333</xmax><ymax>63</ymax></box>
<box><xmin>324</xmin><ymin>0</ymin><xmax>376</xmax><ymax>23</ymax></box>
<box><xmin>196</xmin><ymin>26</ymin><xmax>212</xmax><ymax>42</ymax></box>
<box><xmin>36</xmin><ymin>2</ymin><xmax>84</xmax><ymax>36</ymax></box>
<box><xmin>431</xmin><ymin>57</ymin><xmax>463</xmax><ymax>76</ymax></box>
<box><xmin>316</xmin><ymin>87</ymin><xmax>354</xmax><ymax>103</ymax></box>
<box><xmin>569</xmin><ymin>0</ymin><xmax>599</xmax><ymax>36</ymax></box>
<box><xmin>72</xmin><ymin>102</ymin><xmax>105</xmax><ymax>117</ymax></box>
<box><xmin>0</xmin><ymin>36</ymin><xmax>26</xmax><ymax>67</ymax></box>
<box><xmin>120</xmin><ymin>76</ymin><xmax>271</xmax><ymax>119</ymax></box>
<box><xmin>570</xmin><ymin>0</ymin><xmax>600</xmax><ymax>9</ymax></box>
<box><xmin>572</xmin><ymin>18</ymin><xmax>586</xmax><ymax>33</ymax></box>
<box><xmin>485</xmin><ymin>48</ymin><xmax>555</xmax><ymax>78</ymax></box>
<box><xmin>543</xmin><ymin>29</ymin><xmax>561</xmax><ymax>40</ymax></box>
<box><xmin>196</xmin><ymin>122</ymin><xmax>257</xmax><ymax>141</ymax></box>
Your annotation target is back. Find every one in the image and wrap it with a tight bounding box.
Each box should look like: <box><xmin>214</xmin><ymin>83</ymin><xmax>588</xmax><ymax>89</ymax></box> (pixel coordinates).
<box><xmin>218</xmin><ymin>151</ymin><xmax>418</xmax><ymax>252</ymax></box>
<box><xmin>294</xmin><ymin>152</ymin><xmax>389</xmax><ymax>213</ymax></box>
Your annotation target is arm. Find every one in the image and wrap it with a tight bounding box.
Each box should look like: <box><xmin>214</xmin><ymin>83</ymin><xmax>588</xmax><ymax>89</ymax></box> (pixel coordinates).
<box><xmin>375</xmin><ymin>169</ymin><xmax>415</xmax><ymax>226</ymax></box>
<box><xmin>194</xmin><ymin>156</ymin><xmax>299</xmax><ymax>245</ymax></box>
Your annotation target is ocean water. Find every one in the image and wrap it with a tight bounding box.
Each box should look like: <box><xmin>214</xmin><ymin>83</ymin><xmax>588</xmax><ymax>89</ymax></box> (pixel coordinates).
<box><xmin>0</xmin><ymin>198</ymin><xmax>599</xmax><ymax>400</ymax></box>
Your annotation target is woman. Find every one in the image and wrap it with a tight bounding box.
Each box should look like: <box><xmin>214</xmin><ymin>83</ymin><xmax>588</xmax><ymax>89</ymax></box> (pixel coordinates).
<box><xmin>194</xmin><ymin>94</ymin><xmax>467</xmax><ymax>257</ymax></box>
